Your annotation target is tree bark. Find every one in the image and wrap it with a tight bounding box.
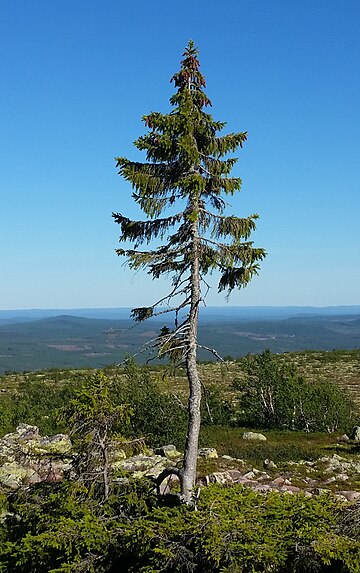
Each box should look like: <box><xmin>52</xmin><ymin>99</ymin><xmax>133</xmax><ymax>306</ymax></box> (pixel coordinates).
<box><xmin>181</xmin><ymin>215</ymin><xmax>201</xmax><ymax>504</ymax></box>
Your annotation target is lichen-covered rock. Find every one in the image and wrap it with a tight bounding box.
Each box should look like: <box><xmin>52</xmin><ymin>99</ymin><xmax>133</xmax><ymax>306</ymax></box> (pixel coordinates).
<box><xmin>114</xmin><ymin>454</ymin><xmax>171</xmax><ymax>478</ymax></box>
<box><xmin>242</xmin><ymin>431</ymin><xmax>267</xmax><ymax>441</ymax></box>
<box><xmin>198</xmin><ymin>447</ymin><xmax>218</xmax><ymax>459</ymax></box>
<box><xmin>243</xmin><ymin>471</ymin><xmax>256</xmax><ymax>480</ymax></box>
<box><xmin>155</xmin><ymin>445</ymin><xmax>182</xmax><ymax>460</ymax></box>
<box><xmin>16</xmin><ymin>424</ymin><xmax>40</xmax><ymax>439</ymax></box>
<box><xmin>0</xmin><ymin>425</ymin><xmax>73</xmax><ymax>489</ymax></box>
<box><xmin>39</xmin><ymin>434</ymin><xmax>72</xmax><ymax>454</ymax></box>
<box><xmin>208</xmin><ymin>471</ymin><xmax>232</xmax><ymax>484</ymax></box>
<box><xmin>264</xmin><ymin>459</ymin><xmax>277</xmax><ymax>469</ymax></box>
<box><xmin>0</xmin><ymin>461</ymin><xmax>37</xmax><ymax>488</ymax></box>
<box><xmin>155</xmin><ymin>445</ymin><xmax>176</xmax><ymax>456</ymax></box>
<box><xmin>337</xmin><ymin>491</ymin><xmax>360</xmax><ymax>502</ymax></box>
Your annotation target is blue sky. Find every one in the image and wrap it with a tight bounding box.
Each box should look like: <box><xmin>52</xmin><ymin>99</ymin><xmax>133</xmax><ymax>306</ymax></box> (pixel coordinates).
<box><xmin>1</xmin><ymin>0</ymin><xmax>359</xmax><ymax>310</ymax></box>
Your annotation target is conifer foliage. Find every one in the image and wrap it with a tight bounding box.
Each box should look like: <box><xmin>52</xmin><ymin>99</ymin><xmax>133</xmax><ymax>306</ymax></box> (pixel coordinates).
<box><xmin>113</xmin><ymin>41</ymin><xmax>266</xmax><ymax>502</ymax></box>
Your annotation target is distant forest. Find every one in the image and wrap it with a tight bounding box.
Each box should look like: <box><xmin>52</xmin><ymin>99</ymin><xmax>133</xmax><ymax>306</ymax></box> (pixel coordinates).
<box><xmin>0</xmin><ymin>307</ymin><xmax>360</xmax><ymax>373</ymax></box>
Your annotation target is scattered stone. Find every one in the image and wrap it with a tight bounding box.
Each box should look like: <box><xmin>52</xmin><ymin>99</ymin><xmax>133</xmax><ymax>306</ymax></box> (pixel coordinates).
<box><xmin>155</xmin><ymin>445</ymin><xmax>177</xmax><ymax>456</ymax></box>
<box><xmin>155</xmin><ymin>445</ymin><xmax>182</xmax><ymax>460</ymax></box>
<box><xmin>158</xmin><ymin>473</ymin><xmax>180</xmax><ymax>494</ymax></box>
<box><xmin>226</xmin><ymin>469</ymin><xmax>243</xmax><ymax>481</ymax></box>
<box><xmin>337</xmin><ymin>434</ymin><xmax>350</xmax><ymax>443</ymax></box>
<box><xmin>337</xmin><ymin>491</ymin><xmax>360</xmax><ymax>502</ymax></box>
<box><xmin>1</xmin><ymin>425</ymin><xmax>359</xmax><ymax>502</ymax></box>
<box><xmin>333</xmin><ymin>454</ymin><xmax>348</xmax><ymax>461</ymax></box>
<box><xmin>198</xmin><ymin>447</ymin><xmax>218</xmax><ymax>458</ymax></box>
<box><xmin>252</xmin><ymin>468</ymin><xmax>262</xmax><ymax>475</ymax></box>
<box><xmin>208</xmin><ymin>472</ymin><xmax>231</xmax><ymax>485</ymax></box>
<box><xmin>304</xmin><ymin>478</ymin><xmax>319</xmax><ymax>487</ymax></box>
<box><xmin>257</xmin><ymin>473</ymin><xmax>270</xmax><ymax>481</ymax></box>
<box><xmin>242</xmin><ymin>432</ymin><xmax>267</xmax><ymax>442</ymax></box>
<box><xmin>264</xmin><ymin>459</ymin><xmax>277</xmax><ymax>469</ymax></box>
<box><xmin>273</xmin><ymin>477</ymin><xmax>286</xmax><ymax>485</ymax></box>
<box><xmin>253</xmin><ymin>483</ymin><xmax>272</xmax><ymax>493</ymax></box>
<box><xmin>324</xmin><ymin>476</ymin><xmax>337</xmax><ymax>485</ymax></box>
<box><xmin>336</xmin><ymin>473</ymin><xmax>349</xmax><ymax>482</ymax></box>
<box><xmin>311</xmin><ymin>487</ymin><xmax>329</xmax><ymax>496</ymax></box>
<box><xmin>281</xmin><ymin>485</ymin><xmax>301</xmax><ymax>494</ymax></box>
<box><xmin>243</xmin><ymin>471</ymin><xmax>256</xmax><ymax>480</ymax></box>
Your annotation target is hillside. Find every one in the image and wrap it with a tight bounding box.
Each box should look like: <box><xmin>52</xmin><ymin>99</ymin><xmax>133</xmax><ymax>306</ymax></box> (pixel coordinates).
<box><xmin>0</xmin><ymin>311</ymin><xmax>360</xmax><ymax>373</ymax></box>
<box><xmin>1</xmin><ymin>348</ymin><xmax>360</xmax><ymax>407</ymax></box>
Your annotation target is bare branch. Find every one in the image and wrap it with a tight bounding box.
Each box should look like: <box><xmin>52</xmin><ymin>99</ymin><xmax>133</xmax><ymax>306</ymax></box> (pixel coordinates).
<box><xmin>197</xmin><ymin>344</ymin><xmax>225</xmax><ymax>362</ymax></box>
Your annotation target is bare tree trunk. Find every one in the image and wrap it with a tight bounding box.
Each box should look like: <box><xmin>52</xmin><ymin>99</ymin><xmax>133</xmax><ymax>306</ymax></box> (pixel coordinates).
<box><xmin>181</xmin><ymin>216</ymin><xmax>201</xmax><ymax>504</ymax></box>
<box><xmin>98</xmin><ymin>427</ymin><xmax>109</xmax><ymax>500</ymax></box>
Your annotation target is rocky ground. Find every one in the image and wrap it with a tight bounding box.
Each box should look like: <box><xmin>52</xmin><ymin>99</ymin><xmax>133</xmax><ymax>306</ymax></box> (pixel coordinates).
<box><xmin>0</xmin><ymin>425</ymin><xmax>359</xmax><ymax>503</ymax></box>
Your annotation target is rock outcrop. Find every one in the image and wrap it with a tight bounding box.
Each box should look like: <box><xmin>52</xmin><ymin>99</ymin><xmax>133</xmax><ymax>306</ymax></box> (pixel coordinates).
<box><xmin>0</xmin><ymin>424</ymin><xmax>72</xmax><ymax>489</ymax></box>
<box><xmin>0</xmin><ymin>426</ymin><xmax>359</xmax><ymax>503</ymax></box>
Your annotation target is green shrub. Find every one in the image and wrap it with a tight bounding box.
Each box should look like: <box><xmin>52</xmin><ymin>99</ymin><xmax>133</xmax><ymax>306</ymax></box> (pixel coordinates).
<box><xmin>0</xmin><ymin>379</ymin><xmax>76</xmax><ymax>437</ymax></box>
<box><xmin>2</xmin><ymin>480</ymin><xmax>358</xmax><ymax>572</ymax></box>
<box><xmin>235</xmin><ymin>350</ymin><xmax>357</xmax><ymax>433</ymax></box>
<box><xmin>112</xmin><ymin>358</ymin><xmax>187</xmax><ymax>448</ymax></box>
<box><xmin>201</xmin><ymin>385</ymin><xmax>235</xmax><ymax>426</ymax></box>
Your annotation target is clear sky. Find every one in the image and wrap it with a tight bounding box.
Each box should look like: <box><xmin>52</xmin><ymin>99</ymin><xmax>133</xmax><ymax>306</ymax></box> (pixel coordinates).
<box><xmin>1</xmin><ymin>0</ymin><xmax>359</xmax><ymax>310</ymax></box>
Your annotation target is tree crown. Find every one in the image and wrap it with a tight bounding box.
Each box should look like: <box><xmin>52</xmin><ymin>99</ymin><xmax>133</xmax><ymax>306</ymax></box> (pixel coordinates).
<box><xmin>113</xmin><ymin>41</ymin><xmax>266</xmax><ymax>329</ymax></box>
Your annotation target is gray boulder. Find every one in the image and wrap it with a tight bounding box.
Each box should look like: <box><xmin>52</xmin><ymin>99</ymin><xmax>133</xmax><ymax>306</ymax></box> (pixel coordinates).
<box><xmin>0</xmin><ymin>425</ymin><xmax>72</xmax><ymax>489</ymax></box>
<box><xmin>154</xmin><ymin>445</ymin><xmax>182</xmax><ymax>460</ymax></box>
<box><xmin>198</xmin><ymin>447</ymin><xmax>218</xmax><ymax>458</ymax></box>
<box><xmin>155</xmin><ymin>445</ymin><xmax>177</xmax><ymax>456</ymax></box>
<box><xmin>114</xmin><ymin>454</ymin><xmax>173</xmax><ymax>478</ymax></box>
<box><xmin>242</xmin><ymin>431</ymin><xmax>267</xmax><ymax>442</ymax></box>
<box><xmin>264</xmin><ymin>459</ymin><xmax>277</xmax><ymax>469</ymax></box>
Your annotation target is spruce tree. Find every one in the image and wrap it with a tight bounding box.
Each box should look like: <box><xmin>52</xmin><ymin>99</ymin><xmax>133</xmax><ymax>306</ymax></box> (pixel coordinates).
<box><xmin>113</xmin><ymin>41</ymin><xmax>266</xmax><ymax>503</ymax></box>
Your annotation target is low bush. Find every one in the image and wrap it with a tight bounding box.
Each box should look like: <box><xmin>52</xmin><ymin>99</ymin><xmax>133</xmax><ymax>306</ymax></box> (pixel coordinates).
<box><xmin>112</xmin><ymin>358</ymin><xmax>187</xmax><ymax>448</ymax></box>
<box><xmin>1</xmin><ymin>480</ymin><xmax>359</xmax><ymax>572</ymax></box>
<box><xmin>0</xmin><ymin>379</ymin><xmax>75</xmax><ymax>437</ymax></box>
<box><xmin>201</xmin><ymin>385</ymin><xmax>235</xmax><ymax>426</ymax></box>
<box><xmin>234</xmin><ymin>349</ymin><xmax>358</xmax><ymax>433</ymax></box>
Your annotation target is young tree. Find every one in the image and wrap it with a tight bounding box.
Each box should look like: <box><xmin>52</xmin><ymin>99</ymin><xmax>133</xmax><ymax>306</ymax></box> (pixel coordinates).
<box><xmin>235</xmin><ymin>350</ymin><xmax>357</xmax><ymax>432</ymax></box>
<box><xmin>113</xmin><ymin>41</ymin><xmax>266</xmax><ymax>502</ymax></box>
<box><xmin>59</xmin><ymin>371</ymin><xmax>131</xmax><ymax>500</ymax></box>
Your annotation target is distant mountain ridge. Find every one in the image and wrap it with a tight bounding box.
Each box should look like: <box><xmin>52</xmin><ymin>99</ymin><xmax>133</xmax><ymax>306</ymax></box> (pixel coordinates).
<box><xmin>1</xmin><ymin>305</ymin><xmax>360</xmax><ymax>325</ymax></box>
<box><xmin>0</xmin><ymin>308</ymin><xmax>359</xmax><ymax>373</ymax></box>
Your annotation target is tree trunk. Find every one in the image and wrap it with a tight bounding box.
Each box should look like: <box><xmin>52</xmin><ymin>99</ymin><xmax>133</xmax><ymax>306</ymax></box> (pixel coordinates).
<box><xmin>181</xmin><ymin>216</ymin><xmax>201</xmax><ymax>504</ymax></box>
